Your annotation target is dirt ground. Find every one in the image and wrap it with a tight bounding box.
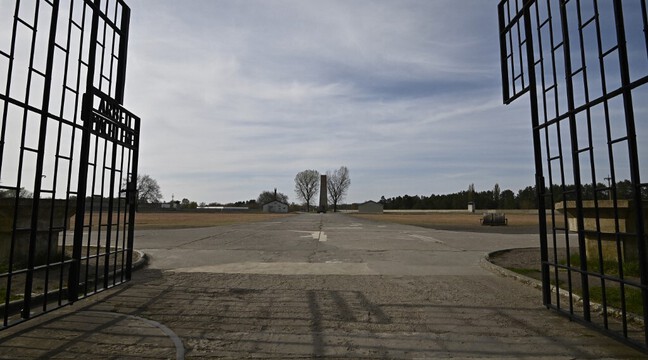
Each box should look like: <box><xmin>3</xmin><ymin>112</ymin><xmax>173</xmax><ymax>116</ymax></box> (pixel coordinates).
<box><xmin>80</xmin><ymin>210</ymin><xmax>559</xmax><ymax>233</ymax></box>
<box><xmin>489</xmin><ymin>247</ymin><xmax>543</xmax><ymax>274</ymax></box>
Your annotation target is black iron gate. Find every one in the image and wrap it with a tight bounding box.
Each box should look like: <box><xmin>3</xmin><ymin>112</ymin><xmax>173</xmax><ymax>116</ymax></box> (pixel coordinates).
<box><xmin>499</xmin><ymin>0</ymin><xmax>648</xmax><ymax>350</ymax></box>
<box><xmin>0</xmin><ymin>0</ymin><xmax>139</xmax><ymax>329</ymax></box>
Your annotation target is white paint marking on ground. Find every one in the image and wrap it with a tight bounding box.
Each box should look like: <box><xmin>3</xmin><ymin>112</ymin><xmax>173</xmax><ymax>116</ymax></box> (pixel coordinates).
<box><xmin>408</xmin><ymin>233</ymin><xmax>445</xmax><ymax>244</ymax></box>
<box><xmin>291</xmin><ymin>230</ymin><xmax>319</xmax><ymax>240</ymax></box>
<box><xmin>291</xmin><ymin>230</ymin><xmax>327</xmax><ymax>242</ymax></box>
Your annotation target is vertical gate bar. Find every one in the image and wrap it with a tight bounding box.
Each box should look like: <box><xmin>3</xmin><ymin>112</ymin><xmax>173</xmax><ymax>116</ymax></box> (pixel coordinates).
<box><xmin>612</xmin><ymin>0</ymin><xmax>648</xmax><ymax>345</ymax></box>
<box><xmin>22</xmin><ymin>0</ymin><xmax>60</xmax><ymax>319</ymax></box>
<box><xmin>70</xmin><ymin>0</ymin><xmax>101</xmax><ymax>302</ymax></box>
<box><xmin>642</xmin><ymin>0</ymin><xmax>648</xmax><ymax>61</ymax></box>
<box><xmin>118</xmin><ymin>3</ymin><xmax>137</xmax><ymax>281</ymax></box>
<box><xmin>18</xmin><ymin>0</ymin><xmax>43</xmax><ymax>320</ymax></box>
<box><xmin>58</xmin><ymin>0</ymin><xmax>74</xmax><ymax>302</ymax></box>
<box><xmin>95</xmin><ymin>137</ymin><xmax>108</xmax><ymax>292</ymax></box>
<box><xmin>558</xmin><ymin>0</ymin><xmax>591</xmax><ymax>322</ymax></box>
<box><xmin>2</xmin><ymin>0</ymin><xmax>22</xmax><ymax>327</ymax></box>
<box><xmin>521</xmin><ymin>1</ymin><xmax>551</xmax><ymax>307</ymax></box>
<box><xmin>0</xmin><ymin>1</ymin><xmax>19</xmax><ymax>175</ymax></box>
<box><xmin>115</xmin><ymin>2</ymin><xmax>129</xmax><ymax>105</ymax></box>
<box><xmin>499</xmin><ymin>1</ymin><xmax>511</xmax><ymax>102</ymax></box>
<box><xmin>515</xmin><ymin>1</ymin><xmax>525</xmax><ymax>91</ymax></box>
<box><xmin>103</xmin><ymin>142</ymin><xmax>117</xmax><ymax>288</ymax></box>
<box><xmin>125</xmin><ymin>120</ymin><xmax>138</xmax><ymax>281</ymax></box>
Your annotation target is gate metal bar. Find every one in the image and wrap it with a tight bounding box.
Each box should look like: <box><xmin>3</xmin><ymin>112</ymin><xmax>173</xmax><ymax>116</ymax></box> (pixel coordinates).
<box><xmin>0</xmin><ymin>0</ymin><xmax>139</xmax><ymax>330</ymax></box>
<box><xmin>499</xmin><ymin>0</ymin><xmax>648</xmax><ymax>350</ymax></box>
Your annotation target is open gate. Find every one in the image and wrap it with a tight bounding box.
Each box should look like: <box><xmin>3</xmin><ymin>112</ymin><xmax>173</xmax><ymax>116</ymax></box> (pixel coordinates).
<box><xmin>499</xmin><ymin>0</ymin><xmax>648</xmax><ymax>350</ymax></box>
<box><xmin>0</xmin><ymin>0</ymin><xmax>139</xmax><ymax>329</ymax></box>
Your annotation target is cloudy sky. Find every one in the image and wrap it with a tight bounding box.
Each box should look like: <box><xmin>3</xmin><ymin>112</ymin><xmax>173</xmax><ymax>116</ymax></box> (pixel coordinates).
<box><xmin>125</xmin><ymin>0</ymin><xmax>534</xmax><ymax>204</ymax></box>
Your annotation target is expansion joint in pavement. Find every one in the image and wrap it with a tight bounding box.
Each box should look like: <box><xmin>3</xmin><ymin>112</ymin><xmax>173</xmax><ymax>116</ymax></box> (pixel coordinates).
<box><xmin>82</xmin><ymin>310</ymin><xmax>185</xmax><ymax>360</ymax></box>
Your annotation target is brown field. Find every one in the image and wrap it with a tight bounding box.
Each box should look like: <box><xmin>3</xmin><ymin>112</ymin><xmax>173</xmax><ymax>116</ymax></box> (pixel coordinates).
<box><xmin>70</xmin><ymin>212</ymin><xmax>294</xmax><ymax>230</ymax></box>
<box><xmin>351</xmin><ymin>212</ymin><xmax>561</xmax><ymax>234</ymax></box>
<box><xmin>132</xmin><ymin>212</ymin><xmax>294</xmax><ymax>230</ymax></box>
<box><xmin>74</xmin><ymin>211</ymin><xmax>561</xmax><ymax>234</ymax></box>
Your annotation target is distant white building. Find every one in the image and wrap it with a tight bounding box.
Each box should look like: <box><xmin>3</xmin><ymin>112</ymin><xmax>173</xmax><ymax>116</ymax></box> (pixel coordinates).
<box><xmin>358</xmin><ymin>200</ymin><xmax>383</xmax><ymax>214</ymax></box>
<box><xmin>160</xmin><ymin>202</ymin><xmax>176</xmax><ymax>209</ymax></box>
<box><xmin>263</xmin><ymin>200</ymin><xmax>288</xmax><ymax>213</ymax></box>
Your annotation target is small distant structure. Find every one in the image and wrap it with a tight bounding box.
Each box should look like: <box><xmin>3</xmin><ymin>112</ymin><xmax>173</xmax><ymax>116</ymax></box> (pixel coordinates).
<box><xmin>199</xmin><ymin>206</ymin><xmax>249</xmax><ymax>212</ymax></box>
<box><xmin>481</xmin><ymin>212</ymin><xmax>507</xmax><ymax>226</ymax></box>
<box><xmin>358</xmin><ymin>200</ymin><xmax>383</xmax><ymax>214</ymax></box>
<box><xmin>263</xmin><ymin>200</ymin><xmax>288</xmax><ymax>213</ymax></box>
<box><xmin>467</xmin><ymin>202</ymin><xmax>475</xmax><ymax>213</ymax></box>
<box><xmin>263</xmin><ymin>188</ymin><xmax>288</xmax><ymax>213</ymax></box>
<box><xmin>160</xmin><ymin>202</ymin><xmax>176</xmax><ymax>209</ymax></box>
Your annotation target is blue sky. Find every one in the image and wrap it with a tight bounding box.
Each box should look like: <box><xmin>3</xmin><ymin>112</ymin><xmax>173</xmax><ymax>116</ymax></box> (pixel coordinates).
<box><xmin>125</xmin><ymin>0</ymin><xmax>535</xmax><ymax>204</ymax></box>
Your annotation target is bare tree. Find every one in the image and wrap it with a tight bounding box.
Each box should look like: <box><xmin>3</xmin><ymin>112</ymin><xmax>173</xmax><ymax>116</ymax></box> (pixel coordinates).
<box><xmin>0</xmin><ymin>187</ymin><xmax>33</xmax><ymax>198</ymax></box>
<box><xmin>137</xmin><ymin>174</ymin><xmax>163</xmax><ymax>204</ymax></box>
<box><xmin>327</xmin><ymin>166</ymin><xmax>350</xmax><ymax>212</ymax></box>
<box><xmin>294</xmin><ymin>169</ymin><xmax>319</xmax><ymax>212</ymax></box>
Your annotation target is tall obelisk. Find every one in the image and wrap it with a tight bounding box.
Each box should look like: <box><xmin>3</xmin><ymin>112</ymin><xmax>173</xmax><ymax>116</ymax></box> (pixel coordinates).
<box><xmin>319</xmin><ymin>174</ymin><xmax>327</xmax><ymax>213</ymax></box>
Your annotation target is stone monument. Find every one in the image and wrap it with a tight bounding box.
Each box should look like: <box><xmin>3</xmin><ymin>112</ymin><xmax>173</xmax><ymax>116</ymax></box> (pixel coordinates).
<box><xmin>318</xmin><ymin>175</ymin><xmax>327</xmax><ymax>213</ymax></box>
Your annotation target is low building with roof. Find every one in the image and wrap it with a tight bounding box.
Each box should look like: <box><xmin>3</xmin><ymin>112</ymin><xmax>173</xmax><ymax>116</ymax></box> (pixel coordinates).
<box><xmin>263</xmin><ymin>200</ymin><xmax>289</xmax><ymax>213</ymax></box>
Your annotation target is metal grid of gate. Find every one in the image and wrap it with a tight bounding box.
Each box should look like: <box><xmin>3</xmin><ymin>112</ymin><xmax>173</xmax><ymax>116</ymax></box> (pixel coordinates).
<box><xmin>0</xmin><ymin>0</ymin><xmax>139</xmax><ymax>329</ymax></box>
<box><xmin>499</xmin><ymin>0</ymin><xmax>648</xmax><ymax>349</ymax></box>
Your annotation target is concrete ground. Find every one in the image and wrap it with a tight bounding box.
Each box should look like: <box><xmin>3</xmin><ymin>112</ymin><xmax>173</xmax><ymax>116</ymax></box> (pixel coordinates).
<box><xmin>0</xmin><ymin>212</ymin><xmax>645</xmax><ymax>358</ymax></box>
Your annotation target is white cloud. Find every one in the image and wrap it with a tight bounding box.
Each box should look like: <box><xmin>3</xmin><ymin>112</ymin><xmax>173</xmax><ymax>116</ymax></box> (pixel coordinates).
<box><xmin>125</xmin><ymin>0</ymin><xmax>537</xmax><ymax>204</ymax></box>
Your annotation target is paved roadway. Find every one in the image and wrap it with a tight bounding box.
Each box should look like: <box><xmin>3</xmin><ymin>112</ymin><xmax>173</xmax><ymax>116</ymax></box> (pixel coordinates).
<box><xmin>138</xmin><ymin>212</ymin><xmax>540</xmax><ymax>276</ymax></box>
<box><xmin>0</xmin><ymin>212</ymin><xmax>645</xmax><ymax>358</ymax></box>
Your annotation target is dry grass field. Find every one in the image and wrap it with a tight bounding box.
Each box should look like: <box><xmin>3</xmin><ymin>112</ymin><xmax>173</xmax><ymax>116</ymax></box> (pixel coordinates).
<box><xmin>69</xmin><ymin>212</ymin><xmax>294</xmax><ymax>230</ymax></box>
<box><xmin>132</xmin><ymin>212</ymin><xmax>294</xmax><ymax>230</ymax></box>
<box><xmin>75</xmin><ymin>211</ymin><xmax>561</xmax><ymax>233</ymax></box>
<box><xmin>351</xmin><ymin>212</ymin><xmax>560</xmax><ymax>234</ymax></box>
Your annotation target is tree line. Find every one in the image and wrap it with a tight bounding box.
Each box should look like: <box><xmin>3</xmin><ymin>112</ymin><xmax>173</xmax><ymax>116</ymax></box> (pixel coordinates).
<box><xmin>378</xmin><ymin>180</ymin><xmax>646</xmax><ymax>210</ymax></box>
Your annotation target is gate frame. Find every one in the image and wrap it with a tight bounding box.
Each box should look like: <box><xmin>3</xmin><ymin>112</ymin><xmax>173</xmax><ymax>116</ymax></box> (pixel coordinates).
<box><xmin>0</xmin><ymin>0</ymin><xmax>139</xmax><ymax>329</ymax></box>
<box><xmin>498</xmin><ymin>0</ymin><xmax>648</xmax><ymax>350</ymax></box>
